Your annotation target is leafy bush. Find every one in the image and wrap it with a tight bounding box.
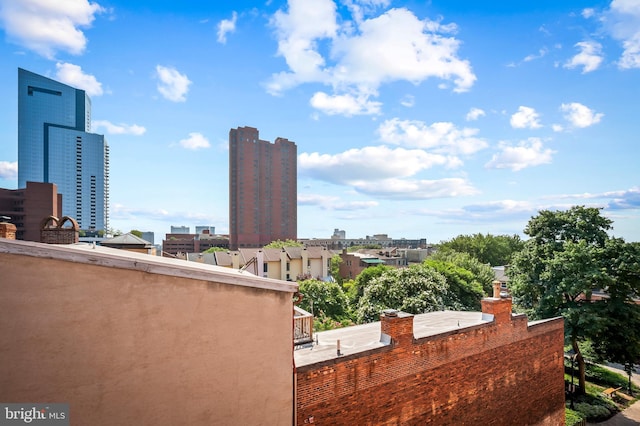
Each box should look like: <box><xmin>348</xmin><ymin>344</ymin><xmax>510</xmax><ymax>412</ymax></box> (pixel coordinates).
<box><xmin>313</xmin><ymin>316</ymin><xmax>354</xmax><ymax>331</ymax></box>
<box><xmin>298</xmin><ymin>279</ymin><xmax>350</xmax><ymax>321</ymax></box>
<box><xmin>565</xmin><ymin>408</ymin><xmax>585</xmax><ymax>426</ymax></box>
<box><xmin>572</xmin><ymin>402</ymin><xmax>611</xmax><ymax>422</ymax></box>
<box><xmin>356</xmin><ymin>265</ymin><xmax>448</xmax><ymax>323</ymax></box>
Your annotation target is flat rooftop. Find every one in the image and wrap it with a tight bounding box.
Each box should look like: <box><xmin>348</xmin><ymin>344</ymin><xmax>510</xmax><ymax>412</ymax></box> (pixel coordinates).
<box><xmin>295</xmin><ymin>310</ymin><xmax>489</xmax><ymax>367</ymax></box>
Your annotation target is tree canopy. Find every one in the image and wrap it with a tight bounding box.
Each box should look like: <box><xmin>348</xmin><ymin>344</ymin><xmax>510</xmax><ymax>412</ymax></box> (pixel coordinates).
<box><xmin>297</xmin><ymin>279</ymin><xmax>350</xmax><ymax>324</ymax></box>
<box><xmin>438</xmin><ymin>233</ymin><xmax>524</xmax><ymax>266</ymax></box>
<box><xmin>343</xmin><ymin>264</ymin><xmax>392</xmax><ymax>308</ymax></box>
<box><xmin>424</xmin><ymin>259</ymin><xmax>484</xmax><ymax>311</ymax></box>
<box><xmin>203</xmin><ymin>246</ymin><xmax>227</xmax><ymax>253</ymax></box>
<box><xmin>509</xmin><ymin>206</ymin><xmax>640</xmax><ymax>394</ymax></box>
<box><xmin>355</xmin><ymin>264</ymin><xmax>448</xmax><ymax>323</ymax></box>
<box><xmin>264</xmin><ymin>239</ymin><xmax>303</xmax><ymax>248</ymax></box>
<box><xmin>430</xmin><ymin>250</ymin><xmax>495</xmax><ymax>296</ymax></box>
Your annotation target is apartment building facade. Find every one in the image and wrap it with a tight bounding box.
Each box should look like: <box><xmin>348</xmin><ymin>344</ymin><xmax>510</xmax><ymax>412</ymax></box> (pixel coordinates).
<box><xmin>229</xmin><ymin>126</ymin><xmax>297</xmax><ymax>249</ymax></box>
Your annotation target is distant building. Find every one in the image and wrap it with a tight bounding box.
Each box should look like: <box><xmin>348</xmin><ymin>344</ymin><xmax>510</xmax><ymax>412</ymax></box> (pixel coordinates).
<box><xmin>195</xmin><ymin>225</ymin><xmax>215</xmax><ymax>235</ymax></box>
<box><xmin>229</xmin><ymin>126</ymin><xmax>297</xmax><ymax>249</ymax></box>
<box><xmin>493</xmin><ymin>266</ymin><xmax>510</xmax><ymax>297</ymax></box>
<box><xmin>18</xmin><ymin>68</ymin><xmax>109</xmax><ymax>233</ymax></box>
<box><xmin>302</xmin><ymin>234</ymin><xmax>427</xmax><ymax>250</ymax></box>
<box><xmin>332</xmin><ymin>228</ymin><xmax>346</xmax><ymax>239</ymax></box>
<box><xmin>101</xmin><ymin>233</ymin><xmax>156</xmax><ymax>256</ymax></box>
<box><xmin>162</xmin><ymin>232</ymin><xmax>229</xmax><ymax>256</ymax></box>
<box><xmin>337</xmin><ymin>248</ymin><xmax>408</xmax><ymax>280</ymax></box>
<box><xmin>0</xmin><ymin>181</ymin><xmax>62</xmax><ymax>241</ymax></box>
<box><xmin>170</xmin><ymin>225</ymin><xmax>190</xmax><ymax>234</ymax></box>
<box><xmin>140</xmin><ymin>231</ymin><xmax>155</xmax><ymax>245</ymax></box>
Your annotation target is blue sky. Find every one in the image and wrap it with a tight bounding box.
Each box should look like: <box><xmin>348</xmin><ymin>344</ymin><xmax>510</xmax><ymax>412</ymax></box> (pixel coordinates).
<box><xmin>0</xmin><ymin>0</ymin><xmax>639</xmax><ymax>244</ymax></box>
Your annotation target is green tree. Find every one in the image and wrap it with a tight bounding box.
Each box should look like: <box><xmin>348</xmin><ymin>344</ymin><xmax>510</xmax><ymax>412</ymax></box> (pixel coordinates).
<box><xmin>298</xmin><ymin>279</ymin><xmax>349</xmax><ymax>321</ymax></box>
<box><xmin>264</xmin><ymin>239</ymin><xmax>303</xmax><ymax>248</ymax></box>
<box><xmin>130</xmin><ymin>229</ymin><xmax>143</xmax><ymax>238</ymax></box>
<box><xmin>424</xmin><ymin>259</ymin><xmax>484</xmax><ymax>310</ymax></box>
<box><xmin>438</xmin><ymin>233</ymin><xmax>524</xmax><ymax>266</ymax></box>
<box><xmin>203</xmin><ymin>246</ymin><xmax>227</xmax><ymax>253</ymax></box>
<box><xmin>329</xmin><ymin>254</ymin><xmax>343</xmax><ymax>284</ymax></box>
<box><xmin>430</xmin><ymin>250</ymin><xmax>495</xmax><ymax>296</ymax></box>
<box><xmin>344</xmin><ymin>264</ymin><xmax>392</xmax><ymax>308</ymax></box>
<box><xmin>591</xmin><ymin>239</ymin><xmax>640</xmax><ymax>395</ymax></box>
<box><xmin>355</xmin><ymin>264</ymin><xmax>448</xmax><ymax>323</ymax></box>
<box><xmin>509</xmin><ymin>206</ymin><xmax>613</xmax><ymax>395</ymax></box>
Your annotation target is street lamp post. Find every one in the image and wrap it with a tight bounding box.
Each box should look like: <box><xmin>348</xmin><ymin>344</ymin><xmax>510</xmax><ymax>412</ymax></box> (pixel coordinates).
<box><xmin>566</xmin><ymin>349</ymin><xmax>577</xmax><ymax>409</ymax></box>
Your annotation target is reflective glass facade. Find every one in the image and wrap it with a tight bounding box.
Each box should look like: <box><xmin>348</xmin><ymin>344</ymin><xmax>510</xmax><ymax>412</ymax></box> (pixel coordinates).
<box><xmin>18</xmin><ymin>68</ymin><xmax>109</xmax><ymax>232</ymax></box>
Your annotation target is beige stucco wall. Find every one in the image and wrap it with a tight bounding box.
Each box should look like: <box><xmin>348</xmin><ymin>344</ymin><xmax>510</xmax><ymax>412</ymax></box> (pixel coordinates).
<box><xmin>0</xmin><ymin>240</ymin><xmax>295</xmax><ymax>426</ymax></box>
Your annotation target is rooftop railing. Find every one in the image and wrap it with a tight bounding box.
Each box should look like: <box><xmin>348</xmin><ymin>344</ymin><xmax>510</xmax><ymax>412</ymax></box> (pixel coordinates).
<box><xmin>294</xmin><ymin>306</ymin><xmax>313</xmax><ymax>346</ymax></box>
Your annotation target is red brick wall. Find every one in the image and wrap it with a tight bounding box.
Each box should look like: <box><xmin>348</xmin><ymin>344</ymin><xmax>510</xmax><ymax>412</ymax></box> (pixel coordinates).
<box><xmin>296</xmin><ymin>303</ymin><xmax>565</xmax><ymax>425</ymax></box>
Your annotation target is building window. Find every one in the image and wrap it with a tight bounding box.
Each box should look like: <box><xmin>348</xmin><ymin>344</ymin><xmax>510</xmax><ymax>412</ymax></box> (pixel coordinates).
<box><xmin>263</xmin><ymin>263</ymin><xmax>268</xmax><ymax>273</ymax></box>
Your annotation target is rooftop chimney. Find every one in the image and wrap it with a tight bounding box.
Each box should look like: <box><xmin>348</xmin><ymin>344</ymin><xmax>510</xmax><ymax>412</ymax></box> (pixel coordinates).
<box><xmin>0</xmin><ymin>216</ymin><xmax>16</xmax><ymax>240</ymax></box>
<box><xmin>380</xmin><ymin>309</ymin><xmax>414</xmax><ymax>347</ymax></box>
<box><xmin>481</xmin><ymin>294</ymin><xmax>513</xmax><ymax>325</ymax></box>
<box><xmin>492</xmin><ymin>280</ymin><xmax>502</xmax><ymax>298</ymax></box>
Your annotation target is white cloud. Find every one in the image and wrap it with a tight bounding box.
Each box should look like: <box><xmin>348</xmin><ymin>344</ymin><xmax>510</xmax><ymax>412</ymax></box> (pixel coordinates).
<box><xmin>298</xmin><ymin>193</ymin><xmax>379</xmax><ymax>210</ymax></box>
<box><xmin>378</xmin><ymin>118</ymin><xmax>487</xmax><ymax>156</ymax></box>
<box><xmin>0</xmin><ymin>161</ymin><xmax>18</xmax><ymax>180</ymax></box>
<box><xmin>341</xmin><ymin>0</ymin><xmax>391</xmax><ymax>24</ymax></box>
<box><xmin>606</xmin><ymin>0</ymin><xmax>640</xmax><ymax>69</ymax></box>
<box><xmin>582</xmin><ymin>8</ymin><xmax>596</xmax><ymax>19</ymax></box>
<box><xmin>155</xmin><ymin>65</ymin><xmax>192</xmax><ymax>102</ymax></box>
<box><xmin>400</xmin><ymin>95</ymin><xmax>415</xmax><ymax>107</ymax></box>
<box><xmin>523</xmin><ymin>48</ymin><xmax>548</xmax><ymax>62</ymax></box>
<box><xmin>560</xmin><ymin>102</ymin><xmax>604</xmax><ymax>128</ymax></box>
<box><xmin>178</xmin><ymin>132</ymin><xmax>210</xmax><ymax>150</ymax></box>
<box><xmin>217</xmin><ymin>11</ymin><xmax>237</xmax><ymax>44</ymax></box>
<box><xmin>93</xmin><ymin>120</ymin><xmax>146</xmax><ymax>135</ymax></box>
<box><xmin>299</xmin><ymin>145</ymin><xmax>451</xmax><ymax>184</ymax></box>
<box><xmin>485</xmin><ymin>138</ymin><xmax>555</xmax><ymax>171</ymax></box>
<box><xmin>0</xmin><ymin>0</ymin><xmax>104</xmax><ymax>58</ymax></box>
<box><xmin>55</xmin><ymin>62</ymin><xmax>103</xmax><ymax>96</ymax></box>
<box><xmin>510</xmin><ymin>106</ymin><xmax>542</xmax><ymax>129</ymax></box>
<box><xmin>564</xmin><ymin>41</ymin><xmax>603</xmax><ymax>73</ymax></box>
<box><xmin>267</xmin><ymin>2</ymin><xmax>476</xmax><ymax>115</ymax></box>
<box><xmin>544</xmin><ymin>186</ymin><xmax>640</xmax><ymax>210</ymax></box>
<box><xmin>552</xmin><ymin>124</ymin><xmax>564</xmax><ymax>132</ymax></box>
<box><xmin>299</xmin><ymin>144</ymin><xmax>476</xmax><ymax>200</ymax></box>
<box><xmin>353</xmin><ymin>177</ymin><xmax>478</xmax><ymax>200</ymax></box>
<box><xmin>465</xmin><ymin>107</ymin><xmax>485</xmax><ymax>121</ymax></box>
<box><xmin>268</xmin><ymin>0</ymin><xmax>338</xmax><ymax>93</ymax></box>
<box><xmin>310</xmin><ymin>91</ymin><xmax>381</xmax><ymax>115</ymax></box>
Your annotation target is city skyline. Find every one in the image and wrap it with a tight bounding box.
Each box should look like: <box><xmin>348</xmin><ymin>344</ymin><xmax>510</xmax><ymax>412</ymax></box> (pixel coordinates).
<box><xmin>0</xmin><ymin>0</ymin><xmax>638</xmax><ymax>243</ymax></box>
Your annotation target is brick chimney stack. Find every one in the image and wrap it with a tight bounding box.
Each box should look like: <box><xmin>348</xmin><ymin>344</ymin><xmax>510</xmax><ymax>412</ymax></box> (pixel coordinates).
<box><xmin>0</xmin><ymin>219</ymin><xmax>17</xmax><ymax>240</ymax></box>
<box><xmin>481</xmin><ymin>295</ymin><xmax>513</xmax><ymax>325</ymax></box>
<box><xmin>380</xmin><ymin>309</ymin><xmax>414</xmax><ymax>347</ymax></box>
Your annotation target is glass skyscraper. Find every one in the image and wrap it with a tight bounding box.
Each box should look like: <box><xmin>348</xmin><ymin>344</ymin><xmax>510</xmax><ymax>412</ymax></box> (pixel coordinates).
<box><xmin>18</xmin><ymin>68</ymin><xmax>109</xmax><ymax>233</ymax></box>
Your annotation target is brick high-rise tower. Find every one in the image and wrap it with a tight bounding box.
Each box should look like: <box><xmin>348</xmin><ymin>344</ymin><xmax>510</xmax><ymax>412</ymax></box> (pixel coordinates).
<box><xmin>229</xmin><ymin>126</ymin><xmax>297</xmax><ymax>250</ymax></box>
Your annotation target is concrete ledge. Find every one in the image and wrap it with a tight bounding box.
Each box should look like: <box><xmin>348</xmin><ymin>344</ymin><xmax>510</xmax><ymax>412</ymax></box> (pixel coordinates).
<box><xmin>0</xmin><ymin>238</ymin><xmax>298</xmax><ymax>294</ymax></box>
